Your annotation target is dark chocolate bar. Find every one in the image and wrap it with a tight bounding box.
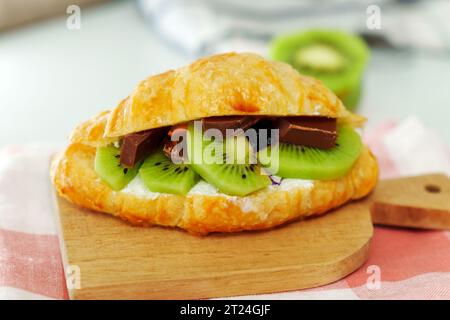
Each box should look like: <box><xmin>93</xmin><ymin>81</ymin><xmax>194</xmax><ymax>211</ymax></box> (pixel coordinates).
<box><xmin>201</xmin><ymin>116</ymin><xmax>261</xmax><ymax>136</ymax></box>
<box><xmin>275</xmin><ymin>117</ymin><xmax>337</xmax><ymax>149</ymax></box>
<box><xmin>120</xmin><ymin>127</ymin><xmax>168</xmax><ymax>167</ymax></box>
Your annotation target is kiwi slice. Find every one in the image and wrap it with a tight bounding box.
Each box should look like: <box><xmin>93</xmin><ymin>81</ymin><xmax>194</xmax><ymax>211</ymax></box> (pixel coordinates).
<box><xmin>270</xmin><ymin>29</ymin><xmax>369</xmax><ymax>111</ymax></box>
<box><xmin>187</xmin><ymin>123</ymin><xmax>271</xmax><ymax>196</ymax></box>
<box><xmin>294</xmin><ymin>43</ymin><xmax>348</xmax><ymax>73</ymax></box>
<box><xmin>139</xmin><ymin>151</ymin><xmax>199</xmax><ymax>195</ymax></box>
<box><xmin>260</xmin><ymin>126</ymin><xmax>362</xmax><ymax>180</ymax></box>
<box><xmin>94</xmin><ymin>146</ymin><xmax>140</xmax><ymax>191</ymax></box>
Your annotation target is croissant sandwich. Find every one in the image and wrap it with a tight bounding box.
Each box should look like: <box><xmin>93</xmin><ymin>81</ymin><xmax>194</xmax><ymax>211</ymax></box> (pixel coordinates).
<box><xmin>51</xmin><ymin>52</ymin><xmax>378</xmax><ymax>235</ymax></box>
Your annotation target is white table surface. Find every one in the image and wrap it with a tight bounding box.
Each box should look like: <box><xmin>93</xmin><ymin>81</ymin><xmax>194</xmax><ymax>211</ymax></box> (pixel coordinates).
<box><xmin>0</xmin><ymin>0</ymin><xmax>449</xmax><ymax>147</ymax></box>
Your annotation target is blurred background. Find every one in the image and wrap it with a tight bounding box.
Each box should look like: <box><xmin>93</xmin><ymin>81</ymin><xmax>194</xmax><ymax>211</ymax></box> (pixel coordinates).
<box><xmin>1</xmin><ymin>0</ymin><xmax>449</xmax><ymax>146</ymax></box>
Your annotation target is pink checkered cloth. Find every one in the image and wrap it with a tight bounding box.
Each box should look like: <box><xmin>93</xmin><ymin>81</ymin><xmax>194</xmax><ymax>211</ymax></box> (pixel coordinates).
<box><xmin>1</xmin><ymin>117</ymin><xmax>449</xmax><ymax>300</ymax></box>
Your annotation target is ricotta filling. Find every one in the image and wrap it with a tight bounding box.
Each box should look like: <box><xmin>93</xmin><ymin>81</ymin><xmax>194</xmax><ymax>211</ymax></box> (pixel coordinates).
<box><xmin>121</xmin><ymin>175</ymin><xmax>160</xmax><ymax>200</ymax></box>
<box><xmin>121</xmin><ymin>175</ymin><xmax>314</xmax><ymax>200</ymax></box>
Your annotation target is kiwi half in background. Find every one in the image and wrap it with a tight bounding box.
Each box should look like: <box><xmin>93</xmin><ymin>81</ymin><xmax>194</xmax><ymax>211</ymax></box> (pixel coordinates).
<box><xmin>260</xmin><ymin>126</ymin><xmax>362</xmax><ymax>180</ymax></box>
<box><xmin>139</xmin><ymin>151</ymin><xmax>200</xmax><ymax>195</ymax></box>
<box><xmin>187</xmin><ymin>123</ymin><xmax>271</xmax><ymax>196</ymax></box>
<box><xmin>95</xmin><ymin>146</ymin><xmax>140</xmax><ymax>191</ymax></box>
<box><xmin>270</xmin><ymin>29</ymin><xmax>369</xmax><ymax>111</ymax></box>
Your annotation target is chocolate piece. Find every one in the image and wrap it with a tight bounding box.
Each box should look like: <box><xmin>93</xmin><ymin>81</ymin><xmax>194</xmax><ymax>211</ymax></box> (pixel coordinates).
<box><xmin>162</xmin><ymin>124</ymin><xmax>188</xmax><ymax>161</ymax></box>
<box><xmin>120</xmin><ymin>127</ymin><xmax>168</xmax><ymax>167</ymax></box>
<box><xmin>275</xmin><ymin>117</ymin><xmax>337</xmax><ymax>149</ymax></box>
<box><xmin>248</xmin><ymin>117</ymin><xmax>276</xmax><ymax>151</ymax></box>
<box><xmin>201</xmin><ymin>116</ymin><xmax>261</xmax><ymax>136</ymax></box>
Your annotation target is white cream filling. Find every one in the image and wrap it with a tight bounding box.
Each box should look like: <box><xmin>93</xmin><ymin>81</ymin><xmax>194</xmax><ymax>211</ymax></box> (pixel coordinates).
<box><xmin>121</xmin><ymin>175</ymin><xmax>161</xmax><ymax>200</ymax></box>
<box><xmin>121</xmin><ymin>175</ymin><xmax>314</xmax><ymax>201</ymax></box>
<box><xmin>276</xmin><ymin>178</ymin><xmax>314</xmax><ymax>190</ymax></box>
<box><xmin>187</xmin><ymin>180</ymin><xmax>221</xmax><ymax>196</ymax></box>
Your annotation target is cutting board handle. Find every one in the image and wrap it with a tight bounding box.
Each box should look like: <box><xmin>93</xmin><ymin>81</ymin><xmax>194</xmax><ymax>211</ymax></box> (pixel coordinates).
<box><xmin>370</xmin><ymin>173</ymin><xmax>450</xmax><ymax>230</ymax></box>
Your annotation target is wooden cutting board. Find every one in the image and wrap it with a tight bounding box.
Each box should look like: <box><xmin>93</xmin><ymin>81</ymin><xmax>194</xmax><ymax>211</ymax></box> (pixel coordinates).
<box><xmin>55</xmin><ymin>196</ymin><xmax>373</xmax><ymax>300</ymax></box>
<box><xmin>54</xmin><ymin>173</ymin><xmax>449</xmax><ymax>299</ymax></box>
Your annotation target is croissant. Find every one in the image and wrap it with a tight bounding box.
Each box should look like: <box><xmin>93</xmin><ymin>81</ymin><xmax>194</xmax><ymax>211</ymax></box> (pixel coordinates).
<box><xmin>51</xmin><ymin>52</ymin><xmax>378</xmax><ymax>235</ymax></box>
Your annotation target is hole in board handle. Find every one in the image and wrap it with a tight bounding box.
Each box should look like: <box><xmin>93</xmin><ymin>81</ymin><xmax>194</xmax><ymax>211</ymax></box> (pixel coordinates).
<box><xmin>424</xmin><ymin>184</ymin><xmax>441</xmax><ymax>193</ymax></box>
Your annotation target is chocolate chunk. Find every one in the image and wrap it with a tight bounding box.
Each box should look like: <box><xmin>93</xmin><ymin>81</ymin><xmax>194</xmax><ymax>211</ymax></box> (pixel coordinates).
<box><xmin>201</xmin><ymin>116</ymin><xmax>261</xmax><ymax>136</ymax></box>
<box><xmin>275</xmin><ymin>117</ymin><xmax>337</xmax><ymax>149</ymax></box>
<box><xmin>248</xmin><ymin>117</ymin><xmax>276</xmax><ymax>151</ymax></box>
<box><xmin>162</xmin><ymin>124</ymin><xmax>188</xmax><ymax>161</ymax></box>
<box><xmin>120</xmin><ymin>127</ymin><xmax>168</xmax><ymax>167</ymax></box>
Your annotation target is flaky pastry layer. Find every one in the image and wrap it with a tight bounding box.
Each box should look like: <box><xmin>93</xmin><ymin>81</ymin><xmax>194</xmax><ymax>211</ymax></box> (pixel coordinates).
<box><xmin>105</xmin><ymin>52</ymin><xmax>364</xmax><ymax>138</ymax></box>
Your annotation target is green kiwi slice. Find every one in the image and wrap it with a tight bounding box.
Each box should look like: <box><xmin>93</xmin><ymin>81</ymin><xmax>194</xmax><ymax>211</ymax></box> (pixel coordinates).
<box><xmin>270</xmin><ymin>29</ymin><xmax>369</xmax><ymax>111</ymax></box>
<box><xmin>187</xmin><ymin>123</ymin><xmax>271</xmax><ymax>196</ymax></box>
<box><xmin>260</xmin><ymin>126</ymin><xmax>362</xmax><ymax>180</ymax></box>
<box><xmin>94</xmin><ymin>146</ymin><xmax>140</xmax><ymax>191</ymax></box>
<box><xmin>294</xmin><ymin>43</ymin><xmax>348</xmax><ymax>73</ymax></box>
<box><xmin>139</xmin><ymin>151</ymin><xmax>200</xmax><ymax>195</ymax></box>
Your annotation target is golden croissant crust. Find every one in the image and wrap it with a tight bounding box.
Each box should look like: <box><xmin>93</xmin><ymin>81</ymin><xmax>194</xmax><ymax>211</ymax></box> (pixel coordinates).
<box><xmin>105</xmin><ymin>52</ymin><xmax>364</xmax><ymax>138</ymax></box>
